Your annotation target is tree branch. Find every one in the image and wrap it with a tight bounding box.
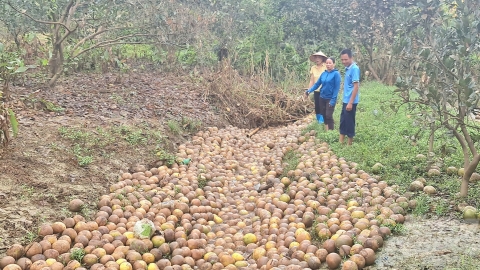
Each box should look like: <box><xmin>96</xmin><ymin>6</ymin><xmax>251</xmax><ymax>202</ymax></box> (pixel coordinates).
<box><xmin>460</xmin><ymin>121</ymin><xmax>478</xmax><ymax>156</ymax></box>
<box><xmin>60</xmin><ymin>0</ymin><xmax>75</xmax><ymax>24</ymax></box>
<box><xmin>6</xmin><ymin>1</ymin><xmax>72</xmax><ymax>32</ymax></box>
<box><xmin>71</xmin><ymin>34</ymin><xmax>156</xmax><ymax>59</ymax></box>
<box><xmin>445</xmin><ymin>123</ymin><xmax>470</xmax><ymax>168</ymax></box>
<box><xmin>470</xmin><ymin>153</ymin><xmax>480</xmax><ymax>171</ymax></box>
<box><xmin>56</xmin><ymin>24</ymin><xmax>79</xmax><ymax>46</ymax></box>
<box><xmin>71</xmin><ymin>26</ymin><xmax>136</xmax><ymax>53</ymax></box>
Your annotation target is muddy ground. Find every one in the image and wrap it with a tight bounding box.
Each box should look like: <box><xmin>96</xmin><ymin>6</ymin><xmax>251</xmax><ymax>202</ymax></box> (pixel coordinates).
<box><xmin>1</xmin><ymin>72</ymin><xmax>479</xmax><ymax>269</ymax></box>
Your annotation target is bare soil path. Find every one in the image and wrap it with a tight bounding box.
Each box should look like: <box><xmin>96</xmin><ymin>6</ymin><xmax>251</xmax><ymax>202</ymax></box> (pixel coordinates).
<box><xmin>368</xmin><ymin>216</ymin><xmax>480</xmax><ymax>269</ymax></box>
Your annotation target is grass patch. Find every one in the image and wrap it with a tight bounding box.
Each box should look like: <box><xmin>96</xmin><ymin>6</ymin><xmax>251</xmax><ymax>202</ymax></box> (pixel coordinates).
<box><xmin>302</xmin><ymin>121</ymin><xmax>325</xmax><ymax>136</ymax></box>
<box><xmin>59</xmin><ymin>123</ymin><xmax>164</xmax><ymax>167</ymax></box>
<box><xmin>432</xmin><ymin>198</ymin><xmax>451</xmax><ymax>216</ymax></box>
<box><xmin>40</xmin><ymin>99</ymin><xmax>65</xmax><ymax>113</ymax></box>
<box><xmin>280</xmin><ymin>149</ymin><xmax>300</xmax><ymax>179</ymax></box>
<box><xmin>155</xmin><ymin>149</ymin><xmax>177</xmax><ymax>167</ymax></box>
<box><xmin>389</xmin><ymin>223</ymin><xmax>407</xmax><ymax>235</ymax></box>
<box><xmin>167</xmin><ymin>117</ymin><xmax>203</xmax><ymax>135</ymax></box>
<box><xmin>445</xmin><ymin>253</ymin><xmax>478</xmax><ymax>270</ymax></box>
<box><xmin>167</xmin><ymin>120</ymin><xmax>182</xmax><ymax>135</ymax></box>
<box><xmin>22</xmin><ymin>230</ymin><xmax>39</xmax><ymax>244</ymax></box>
<box><xmin>180</xmin><ymin>117</ymin><xmax>202</xmax><ymax>133</ymax></box>
<box><xmin>412</xmin><ymin>194</ymin><xmax>432</xmax><ymax>216</ymax></box>
<box><xmin>197</xmin><ymin>171</ymin><xmax>210</xmax><ymax>189</ymax></box>
<box><xmin>69</xmin><ymin>247</ymin><xmax>86</xmax><ymax>262</ymax></box>
<box><xmin>109</xmin><ymin>93</ymin><xmax>126</xmax><ymax>104</ymax></box>
<box><xmin>304</xmin><ymin>81</ymin><xmax>480</xmax><ymax>212</ymax></box>
<box><xmin>80</xmin><ymin>203</ymin><xmax>95</xmax><ymax>220</ymax></box>
<box><xmin>19</xmin><ymin>184</ymin><xmax>35</xmax><ymax>200</ymax></box>
<box><xmin>308</xmin><ymin>219</ymin><xmax>326</xmax><ymax>245</ymax></box>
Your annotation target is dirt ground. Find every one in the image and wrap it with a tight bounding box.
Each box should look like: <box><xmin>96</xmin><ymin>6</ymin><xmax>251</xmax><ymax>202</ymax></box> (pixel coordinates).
<box><xmin>1</xmin><ymin>72</ymin><xmax>480</xmax><ymax>269</ymax></box>
<box><xmin>368</xmin><ymin>216</ymin><xmax>480</xmax><ymax>270</ymax></box>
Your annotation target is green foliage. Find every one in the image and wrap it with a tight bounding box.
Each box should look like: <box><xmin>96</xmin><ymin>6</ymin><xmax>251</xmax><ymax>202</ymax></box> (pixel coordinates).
<box><xmin>155</xmin><ymin>149</ymin><xmax>177</xmax><ymax>167</ymax></box>
<box><xmin>313</xmin><ymin>82</ymin><xmax>429</xmax><ymax>191</ymax></box>
<box><xmin>167</xmin><ymin>120</ymin><xmax>182</xmax><ymax>135</ymax></box>
<box><xmin>119</xmin><ymin>44</ymin><xmax>165</xmax><ymax>63</ymax></box>
<box><xmin>197</xmin><ymin>174</ymin><xmax>209</xmax><ymax>189</ymax></box>
<box><xmin>433</xmin><ymin>199</ymin><xmax>450</xmax><ymax>216</ymax></box>
<box><xmin>413</xmin><ymin>194</ymin><xmax>432</xmax><ymax>216</ymax></box>
<box><xmin>0</xmin><ymin>44</ymin><xmax>26</xmax><ymax>147</ymax></box>
<box><xmin>0</xmin><ymin>0</ymin><xmax>410</xmax><ymax>84</ymax></box>
<box><xmin>2</xmin><ymin>0</ymin><xmax>159</xmax><ymax>85</ymax></box>
<box><xmin>280</xmin><ymin>149</ymin><xmax>300</xmax><ymax>179</ymax></box>
<box><xmin>70</xmin><ymin>247</ymin><xmax>86</xmax><ymax>262</ymax></box>
<box><xmin>80</xmin><ymin>203</ymin><xmax>94</xmax><ymax>219</ymax></box>
<box><xmin>167</xmin><ymin>118</ymin><xmax>202</xmax><ymax>135</ymax></box>
<box><xmin>22</xmin><ymin>230</ymin><xmax>38</xmax><ymax>244</ymax></box>
<box><xmin>394</xmin><ymin>0</ymin><xmax>480</xmax><ymax>196</ymax></box>
<box><xmin>66</xmin><ymin>44</ymin><xmax>167</xmax><ymax>73</ymax></box>
<box><xmin>429</xmin><ymin>174</ymin><xmax>480</xmax><ymax>209</ymax></box>
<box><xmin>113</xmin><ymin>125</ymin><xmax>148</xmax><ymax>145</ymax></box>
<box><xmin>181</xmin><ymin>117</ymin><xmax>202</xmax><ymax>133</ymax></box>
<box><xmin>176</xmin><ymin>47</ymin><xmax>197</xmax><ymax>67</ymax></box>
<box><xmin>0</xmin><ymin>43</ymin><xmax>35</xmax><ymax>85</ymax></box>
<box><xmin>7</xmin><ymin>109</ymin><xmax>18</xmax><ymax>137</ymax></box>
<box><xmin>72</xmin><ymin>144</ymin><xmax>93</xmax><ymax>167</ymax></box>
<box><xmin>301</xmin><ymin>121</ymin><xmax>324</xmax><ymax>136</ymax></box>
<box><xmin>389</xmin><ymin>223</ymin><xmax>407</xmax><ymax>235</ymax></box>
<box><xmin>40</xmin><ymin>99</ymin><xmax>64</xmax><ymax>113</ymax></box>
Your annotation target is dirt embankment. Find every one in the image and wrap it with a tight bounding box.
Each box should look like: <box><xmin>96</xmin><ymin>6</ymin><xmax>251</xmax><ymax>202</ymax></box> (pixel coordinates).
<box><xmin>0</xmin><ymin>72</ymin><xmax>226</xmax><ymax>252</ymax></box>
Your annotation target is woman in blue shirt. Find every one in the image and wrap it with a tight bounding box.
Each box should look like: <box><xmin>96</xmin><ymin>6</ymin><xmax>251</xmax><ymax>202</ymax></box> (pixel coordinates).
<box><xmin>305</xmin><ymin>57</ymin><xmax>341</xmax><ymax>130</ymax></box>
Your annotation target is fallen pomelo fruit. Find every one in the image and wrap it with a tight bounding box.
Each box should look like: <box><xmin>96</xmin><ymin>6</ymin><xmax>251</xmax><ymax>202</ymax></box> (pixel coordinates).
<box><xmin>232</xmin><ymin>253</ymin><xmax>244</xmax><ymax>261</ymax></box>
<box><xmin>279</xmin><ymin>194</ymin><xmax>291</xmax><ymax>203</ymax></box>
<box><xmin>463</xmin><ymin>207</ymin><xmax>477</xmax><ymax>220</ymax></box>
<box><xmin>243</xmin><ymin>233</ymin><xmax>257</xmax><ymax>244</ymax></box>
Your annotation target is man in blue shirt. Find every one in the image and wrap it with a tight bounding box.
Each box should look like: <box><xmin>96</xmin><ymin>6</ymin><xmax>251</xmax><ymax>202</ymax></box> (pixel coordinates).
<box><xmin>339</xmin><ymin>49</ymin><xmax>360</xmax><ymax>145</ymax></box>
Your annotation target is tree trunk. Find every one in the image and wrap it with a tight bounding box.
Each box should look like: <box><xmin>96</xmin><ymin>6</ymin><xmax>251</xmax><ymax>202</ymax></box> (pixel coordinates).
<box><xmin>2</xmin><ymin>81</ymin><xmax>10</xmax><ymax>101</ymax></box>
<box><xmin>460</xmin><ymin>154</ymin><xmax>480</xmax><ymax>197</ymax></box>
<box><xmin>367</xmin><ymin>63</ymin><xmax>381</xmax><ymax>81</ymax></box>
<box><xmin>48</xmin><ymin>72</ymin><xmax>63</xmax><ymax>88</ymax></box>
<box><xmin>14</xmin><ymin>34</ymin><xmax>21</xmax><ymax>50</ymax></box>
<box><xmin>49</xmin><ymin>46</ymin><xmax>60</xmax><ymax>75</ymax></box>
<box><xmin>48</xmin><ymin>45</ymin><xmax>64</xmax><ymax>87</ymax></box>
<box><xmin>426</xmin><ymin>123</ymin><xmax>436</xmax><ymax>170</ymax></box>
<box><xmin>48</xmin><ymin>29</ymin><xmax>65</xmax><ymax>88</ymax></box>
<box><xmin>384</xmin><ymin>55</ymin><xmax>394</xmax><ymax>85</ymax></box>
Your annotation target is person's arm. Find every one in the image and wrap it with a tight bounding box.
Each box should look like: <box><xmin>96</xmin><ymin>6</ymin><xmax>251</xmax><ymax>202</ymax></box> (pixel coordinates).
<box><xmin>330</xmin><ymin>72</ymin><xmax>341</xmax><ymax>106</ymax></box>
<box><xmin>349</xmin><ymin>83</ymin><xmax>359</xmax><ymax>104</ymax></box>
<box><xmin>306</xmin><ymin>74</ymin><xmax>322</xmax><ymax>95</ymax></box>
<box><xmin>346</xmin><ymin>67</ymin><xmax>360</xmax><ymax>110</ymax></box>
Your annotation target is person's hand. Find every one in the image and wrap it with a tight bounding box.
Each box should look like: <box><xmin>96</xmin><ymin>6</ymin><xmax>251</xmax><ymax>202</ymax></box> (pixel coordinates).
<box><xmin>304</xmin><ymin>91</ymin><xmax>309</xmax><ymax>98</ymax></box>
<box><xmin>346</xmin><ymin>103</ymin><xmax>353</xmax><ymax>111</ymax></box>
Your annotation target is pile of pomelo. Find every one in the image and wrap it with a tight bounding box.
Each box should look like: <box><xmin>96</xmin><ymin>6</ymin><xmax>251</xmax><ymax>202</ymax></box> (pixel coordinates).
<box><xmin>1</xmin><ymin>119</ymin><xmax>413</xmax><ymax>270</ymax></box>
